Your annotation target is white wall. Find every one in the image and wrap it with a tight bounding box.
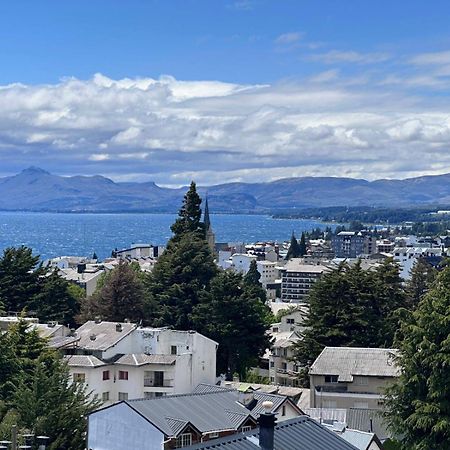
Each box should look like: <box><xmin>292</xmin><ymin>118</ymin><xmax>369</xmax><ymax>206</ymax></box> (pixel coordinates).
<box><xmin>88</xmin><ymin>402</ymin><xmax>164</xmax><ymax>450</ymax></box>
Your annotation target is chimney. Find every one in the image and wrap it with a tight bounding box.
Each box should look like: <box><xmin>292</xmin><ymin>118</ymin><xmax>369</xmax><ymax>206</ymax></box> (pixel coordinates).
<box><xmin>77</xmin><ymin>263</ymin><xmax>86</xmax><ymax>274</ymax></box>
<box><xmin>258</xmin><ymin>401</ymin><xmax>276</xmax><ymax>450</ymax></box>
<box><xmin>116</xmin><ymin>323</ymin><xmax>123</xmax><ymax>332</ymax></box>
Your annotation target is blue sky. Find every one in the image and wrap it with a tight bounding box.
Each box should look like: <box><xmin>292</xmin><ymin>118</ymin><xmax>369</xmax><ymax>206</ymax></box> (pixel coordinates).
<box><xmin>1</xmin><ymin>0</ymin><xmax>450</xmax><ymax>185</ymax></box>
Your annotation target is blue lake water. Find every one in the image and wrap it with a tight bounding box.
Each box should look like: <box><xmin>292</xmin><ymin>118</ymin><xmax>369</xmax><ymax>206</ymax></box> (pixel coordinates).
<box><xmin>0</xmin><ymin>212</ymin><xmax>336</xmax><ymax>260</ymax></box>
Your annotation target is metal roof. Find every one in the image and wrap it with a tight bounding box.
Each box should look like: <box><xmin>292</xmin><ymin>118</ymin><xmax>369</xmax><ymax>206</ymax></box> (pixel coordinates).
<box><xmin>185</xmin><ymin>416</ymin><xmax>358</xmax><ymax>450</ymax></box>
<box><xmin>310</xmin><ymin>347</ymin><xmax>399</xmax><ymax>381</ymax></box>
<box><xmin>115</xmin><ymin>354</ymin><xmax>177</xmax><ymax>366</ymax></box>
<box><xmin>64</xmin><ymin>355</ymin><xmax>106</xmax><ymax>367</ymax></box>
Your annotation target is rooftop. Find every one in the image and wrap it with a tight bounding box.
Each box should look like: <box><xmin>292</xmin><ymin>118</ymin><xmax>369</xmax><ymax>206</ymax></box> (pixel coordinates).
<box><xmin>115</xmin><ymin>354</ymin><xmax>177</xmax><ymax>366</ymax></box>
<box><xmin>310</xmin><ymin>347</ymin><xmax>399</xmax><ymax>381</ymax></box>
<box><xmin>283</xmin><ymin>259</ymin><xmax>329</xmax><ymax>273</ymax></box>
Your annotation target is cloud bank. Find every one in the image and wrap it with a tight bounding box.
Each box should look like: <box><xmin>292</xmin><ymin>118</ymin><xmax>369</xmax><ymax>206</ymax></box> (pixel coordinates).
<box><xmin>0</xmin><ymin>70</ymin><xmax>450</xmax><ymax>186</ymax></box>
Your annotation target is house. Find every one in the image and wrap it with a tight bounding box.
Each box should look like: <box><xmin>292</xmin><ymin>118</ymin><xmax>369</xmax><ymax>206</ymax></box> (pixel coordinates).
<box><xmin>183</xmin><ymin>411</ymin><xmax>360</xmax><ymax>450</ymax></box>
<box><xmin>63</xmin><ymin>320</ymin><xmax>217</xmax><ymax>404</ymax></box>
<box><xmin>323</xmin><ymin>423</ymin><xmax>384</xmax><ymax>450</ymax></box>
<box><xmin>280</xmin><ymin>259</ymin><xmax>328</xmax><ymax>303</ymax></box>
<box><xmin>58</xmin><ymin>263</ymin><xmax>110</xmax><ymax>296</ymax></box>
<box><xmin>309</xmin><ymin>347</ymin><xmax>399</xmax><ymax>410</ymax></box>
<box><xmin>113</xmin><ymin>243</ymin><xmax>163</xmax><ymax>259</ymax></box>
<box><xmin>87</xmin><ymin>388</ymin><xmax>303</xmax><ymax>450</ymax></box>
<box><xmin>393</xmin><ymin>246</ymin><xmax>445</xmax><ymax>280</ymax></box>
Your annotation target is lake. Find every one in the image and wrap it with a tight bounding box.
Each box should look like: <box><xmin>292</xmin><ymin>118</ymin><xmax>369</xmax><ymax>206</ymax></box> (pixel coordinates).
<box><xmin>0</xmin><ymin>212</ymin><xmax>336</xmax><ymax>260</ymax></box>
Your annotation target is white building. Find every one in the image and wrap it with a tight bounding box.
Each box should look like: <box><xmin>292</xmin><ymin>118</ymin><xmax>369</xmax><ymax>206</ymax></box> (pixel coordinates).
<box><xmin>114</xmin><ymin>243</ymin><xmax>164</xmax><ymax>259</ymax></box>
<box><xmin>64</xmin><ymin>321</ymin><xmax>217</xmax><ymax>404</ymax></box>
<box><xmin>393</xmin><ymin>246</ymin><xmax>444</xmax><ymax>280</ymax></box>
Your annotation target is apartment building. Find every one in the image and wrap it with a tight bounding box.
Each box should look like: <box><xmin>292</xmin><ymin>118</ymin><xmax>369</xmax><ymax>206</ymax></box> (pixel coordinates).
<box><xmin>309</xmin><ymin>347</ymin><xmax>399</xmax><ymax>410</ymax></box>
<box><xmin>332</xmin><ymin>232</ymin><xmax>373</xmax><ymax>258</ymax></box>
<box><xmin>280</xmin><ymin>259</ymin><xmax>328</xmax><ymax>303</ymax></box>
<box><xmin>63</xmin><ymin>320</ymin><xmax>217</xmax><ymax>404</ymax></box>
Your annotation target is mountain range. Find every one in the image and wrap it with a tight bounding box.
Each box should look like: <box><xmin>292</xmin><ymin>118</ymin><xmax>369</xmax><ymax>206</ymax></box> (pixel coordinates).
<box><xmin>0</xmin><ymin>167</ymin><xmax>449</xmax><ymax>213</ymax></box>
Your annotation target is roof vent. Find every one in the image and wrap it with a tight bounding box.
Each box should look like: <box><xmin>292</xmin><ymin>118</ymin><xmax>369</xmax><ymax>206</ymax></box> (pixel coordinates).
<box><xmin>116</xmin><ymin>323</ymin><xmax>123</xmax><ymax>332</ymax></box>
<box><xmin>95</xmin><ymin>316</ymin><xmax>101</xmax><ymax>324</ymax></box>
<box><xmin>90</xmin><ymin>333</ymin><xmax>97</xmax><ymax>341</ymax></box>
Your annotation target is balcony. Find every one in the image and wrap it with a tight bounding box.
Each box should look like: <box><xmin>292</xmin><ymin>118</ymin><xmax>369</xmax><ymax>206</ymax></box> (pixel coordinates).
<box><xmin>144</xmin><ymin>378</ymin><xmax>174</xmax><ymax>388</ymax></box>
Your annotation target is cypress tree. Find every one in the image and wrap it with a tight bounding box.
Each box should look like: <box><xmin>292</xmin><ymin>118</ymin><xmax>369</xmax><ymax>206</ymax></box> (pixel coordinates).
<box><xmin>384</xmin><ymin>265</ymin><xmax>450</xmax><ymax>449</ymax></box>
<box><xmin>285</xmin><ymin>233</ymin><xmax>302</xmax><ymax>260</ymax></box>
<box><xmin>299</xmin><ymin>232</ymin><xmax>307</xmax><ymax>256</ymax></box>
<box><xmin>405</xmin><ymin>257</ymin><xmax>437</xmax><ymax>309</ymax></box>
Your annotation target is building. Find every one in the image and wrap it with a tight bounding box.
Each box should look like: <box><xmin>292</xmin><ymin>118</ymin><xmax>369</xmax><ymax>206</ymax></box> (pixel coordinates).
<box><xmin>113</xmin><ymin>243</ymin><xmax>163</xmax><ymax>259</ymax></box>
<box><xmin>63</xmin><ymin>320</ymin><xmax>217</xmax><ymax>404</ymax></box>
<box><xmin>322</xmin><ymin>423</ymin><xmax>384</xmax><ymax>450</ymax></box>
<box><xmin>393</xmin><ymin>246</ymin><xmax>445</xmax><ymax>280</ymax></box>
<box><xmin>309</xmin><ymin>347</ymin><xmax>399</xmax><ymax>410</ymax></box>
<box><xmin>58</xmin><ymin>263</ymin><xmax>110</xmax><ymax>296</ymax></box>
<box><xmin>375</xmin><ymin>239</ymin><xmax>395</xmax><ymax>254</ymax></box>
<box><xmin>182</xmin><ymin>414</ymin><xmax>360</xmax><ymax>450</ymax></box>
<box><xmin>203</xmin><ymin>197</ymin><xmax>216</xmax><ymax>254</ymax></box>
<box><xmin>280</xmin><ymin>259</ymin><xmax>328</xmax><ymax>303</ymax></box>
<box><xmin>332</xmin><ymin>232</ymin><xmax>373</xmax><ymax>258</ymax></box>
<box><xmin>87</xmin><ymin>388</ymin><xmax>303</xmax><ymax>450</ymax></box>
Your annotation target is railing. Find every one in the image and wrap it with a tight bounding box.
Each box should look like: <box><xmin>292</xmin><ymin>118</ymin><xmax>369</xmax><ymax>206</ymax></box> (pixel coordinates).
<box><xmin>144</xmin><ymin>378</ymin><xmax>174</xmax><ymax>388</ymax></box>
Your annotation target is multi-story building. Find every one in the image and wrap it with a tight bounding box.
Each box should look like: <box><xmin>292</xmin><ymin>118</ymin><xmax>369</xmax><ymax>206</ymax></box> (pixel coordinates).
<box><xmin>332</xmin><ymin>232</ymin><xmax>373</xmax><ymax>258</ymax></box>
<box><xmin>113</xmin><ymin>243</ymin><xmax>163</xmax><ymax>259</ymax></box>
<box><xmin>393</xmin><ymin>246</ymin><xmax>446</xmax><ymax>280</ymax></box>
<box><xmin>63</xmin><ymin>320</ymin><xmax>217</xmax><ymax>404</ymax></box>
<box><xmin>375</xmin><ymin>239</ymin><xmax>395</xmax><ymax>254</ymax></box>
<box><xmin>280</xmin><ymin>259</ymin><xmax>328</xmax><ymax>303</ymax></box>
<box><xmin>309</xmin><ymin>347</ymin><xmax>399</xmax><ymax>410</ymax></box>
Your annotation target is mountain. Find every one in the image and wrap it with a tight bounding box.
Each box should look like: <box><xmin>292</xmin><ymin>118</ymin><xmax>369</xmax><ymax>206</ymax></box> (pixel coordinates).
<box><xmin>0</xmin><ymin>167</ymin><xmax>449</xmax><ymax>213</ymax></box>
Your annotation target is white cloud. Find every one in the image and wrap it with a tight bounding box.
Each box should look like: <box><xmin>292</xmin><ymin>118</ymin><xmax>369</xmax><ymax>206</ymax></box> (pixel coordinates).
<box><xmin>309</xmin><ymin>50</ymin><xmax>391</xmax><ymax>64</ymax></box>
<box><xmin>409</xmin><ymin>50</ymin><xmax>450</xmax><ymax>65</ymax></box>
<box><xmin>275</xmin><ymin>32</ymin><xmax>304</xmax><ymax>45</ymax></box>
<box><xmin>0</xmin><ymin>73</ymin><xmax>449</xmax><ymax>185</ymax></box>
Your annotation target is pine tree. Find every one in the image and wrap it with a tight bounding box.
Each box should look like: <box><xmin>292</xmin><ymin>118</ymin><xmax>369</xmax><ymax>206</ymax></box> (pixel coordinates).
<box><xmin>405</xmin><ymin>257</ymin><xmax>437</xmax><ymax>309</ymax></box>
<box><xmin>81</xmin><ymin>261</ymin><xmax>144</xmax><ymax>323</ymax></box>
<box><xmin>384</xmin><ymin>265</ymin><xmax>450</xmax><ymax>449</ymax></box>
<box><xmin>285</xmin><ymin>233</ymin><xmax>302</xmax><ymax>260</ymax></box>
<box><xmin>193</xmin><ymin>269</ymin><xmax>272</xmax><ymax>378</ymax></box>
<box><xmin>144</xmin><ymin>182</ymin><xmax>216</xmax><ymax>329</ymax></box>
<box><xmin>32</xmin><ymin>269</ymin><xmax>81</xmax><ymax>326</ymax></box>
<box><xmin>0</xmin><ymin>246</ymin><xmax>44</xmax><ymax>313</ymax></box>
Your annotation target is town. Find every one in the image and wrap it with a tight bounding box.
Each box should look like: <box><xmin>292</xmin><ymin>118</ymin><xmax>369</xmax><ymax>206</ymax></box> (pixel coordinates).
<box><xmin>0</xmin><ymin>182</ymin><xmax>449</xmax><ymax>450</ymax></box>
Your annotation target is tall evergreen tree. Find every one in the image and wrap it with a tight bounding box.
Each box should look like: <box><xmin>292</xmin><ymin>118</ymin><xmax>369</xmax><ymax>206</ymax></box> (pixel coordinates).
<box><xmin>384</xmin><ymin>265</ymin><xmax>450</xmax><ymax>449</ymax></box>
<box><xmin>80</xmin><ymin>261</ymin><xmax>144</xmax><ymax>323</ymax></box>
<box><xmin>32</xmin><ymin>269</ymin><xmax>82</xmax><ymax>326</ymax></box>
<box><xmin>299</xmin><ymin>232</ymin><xmax>307</xmax><ymax>256</ymax></box>
<box><xmin>193</xmin><ymin>269</ymin><xmax>272</xmax><ymax>378</ymax></box>
<box><xmin>285</xmin><ymin>233</ymin><xmax>302</xmax><ymax>260</ymax></box>
<box><xmin>243</xmin><ymin>260</ymin><xmax>269</xmax><ymax>306</ymax></box>
<box><xmin>405</xmin><ymin>257</ymin><xmax>437</xmax><ymax>309</ymax></box>
<box><xmin>144</xmin><ymin>182</ymin><xmax>216</xmax><ymax>329</ymax></box>
<box><xmin>0</xmin><ymin>246</ymin><xmax>44</xmax><ymax>313</ymax></box>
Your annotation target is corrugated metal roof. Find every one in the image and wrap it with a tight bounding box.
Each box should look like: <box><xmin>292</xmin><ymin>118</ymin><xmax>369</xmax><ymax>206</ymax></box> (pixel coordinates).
<box><xmin>185</xmin><ymin>416</ymin><xmax>359</xmax><ymax>450</ymax></box>
<box><xmin>64</xmin><ymin>355</ymin><xmax>105</xmax><ymax>367</ymax></box>
<box><xmin>115</xmin><ymin>353</ymin><xmax>177</xmax><ymax>366</ymax></box>
<box><xmin>323</xmin><ymin>424</ymin><xmax>375</xmax><ymax>450</ymax></box>
<box><xmin>310</xmin><ymin>347</ymin><xmax>399</xmax><ymax>380</ymax></box>
<box><xmin>347</xmin><ymin>408</ymin><xmax>391</xmax><ymax>442</ymax></box>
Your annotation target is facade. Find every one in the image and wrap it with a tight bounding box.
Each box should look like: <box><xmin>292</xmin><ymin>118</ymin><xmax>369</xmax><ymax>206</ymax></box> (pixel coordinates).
<box><xmin>113</xmin><ymin>243</ymin><xmax>163</xmax><ymax>259</ymax></box>
<box><xmin>280</xmin><ymin>259</ymin><xmax>328</xmax><ymax>303</ymax></box>
<box><xmin>63</xmin><ymin>321</ymin><xmax>218</xmax><ymax>404</ymax></box>
<box><xmin>332</xmin><ymin>232</ymin><xmax>373</xmax><ymax>258</ymax></box>
<box><xmin>393</xmin><ymin>246</ymin><xmax>446</xmax><ymax>280</ymax></box>
<box><xmin>309</xmin><ymin>347</ymin><xmax>399</xmax><ymax>410</ymax></box>
<box><xmin>87</xmin><ymin>388</ymin><xmax>303</xmax><ymax>450</ymax></box>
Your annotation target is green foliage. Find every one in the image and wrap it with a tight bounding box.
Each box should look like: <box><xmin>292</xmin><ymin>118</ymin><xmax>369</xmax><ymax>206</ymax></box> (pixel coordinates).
<box><xmin>384</xmin><ymin>265</ymin><xmax>450</xmax><ymax>449</ymax></box>
<box><xmin>0</xmin><ymin>246</ymin><xmax>44</xmax><ymax>313</ymax></box>
<box><xmin>241</xmin><ymin>369</ymin><xmax>270</xmax><ymax>385</ymax></box>
<box><xmin>193</xmin><ymin>269</ymin><xmax>272</xmax><ymax>378</ymax></box>
<box><xmin>299</xmin><ymin>232</ymin><xmax>307</xmax><ymax>256</ymax></box>
<box><xmin>81</xmin><ymin>261</ymin><xmax>145</xmax><ymax>323</ymax></box>
<box><xmin>286</xmin><ymin>233</ymin><xmax>302</xmax><ymax>260</ymax></box>
<box><xmin>292</xmin><ymin>259</ymin><xmax>407</xmax><ymax>385</ymax></box>
<box><xmin>405</xmin><ymin>257</ymin><xmax>437</xmax><ymax>309</ymax></box>
<box><xmin>0</xmin><ymin>320</ymin><xmax>98</xmax><ymax>449</ymax></box>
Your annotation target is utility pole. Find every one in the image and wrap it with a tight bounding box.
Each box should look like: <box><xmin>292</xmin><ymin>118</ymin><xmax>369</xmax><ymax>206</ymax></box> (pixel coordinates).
<box><xmin>11</xmin><ymin>425</ymin><xmax>17</xmax><ymax>450</ymax></box>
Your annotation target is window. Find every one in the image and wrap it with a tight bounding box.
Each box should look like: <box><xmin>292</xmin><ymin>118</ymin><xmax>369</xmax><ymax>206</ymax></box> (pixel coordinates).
<box><xmin>102</xmin><ymin>370</ymin><xmax>110</xmax><ymax>380</ymax></box>
<box><xmin>118</xmin><ymin>370</ymin><xmax>128</xmax><ymax>380</ymax></box>
<box><xmin>270</xmin><ymin>361</ymin><xmax>275</xmax><ymax>368</ymax></box>
<box><xmin>176</xmin><ymin>433</ymin><xmax>192</xmax><ymax>448</ymax></box>
<box><xmin>286</xmin><ymin>318</ymin><xmax>295</xmax><ymax>324</ymax></box>
<box><xmin>171</xmin><ymin>345</ymin><xmax>177</xmax><ymax>355</ymax></box>
<box><xmin>73</xmin><ymin>373</ymin><xmax>85</xmax><ymax>383</ymax></box>
<box><xmin>118</xmin><ymin>392</ymin><xmax>128</xmax><ymax>401</ymax></box>
<box><xmin>324</xmin><ymin>375</ymin><xmax>338</xmax><ymax>383</ymax></box>
<box><xmin>241</xmin><ymin>426</ymin><xmax>252</xmax><ymax>433</ymax></box>
<box><xmin>281</xmin><ymin>405</ymin><xmax>286</xmax><ymax>417</ymax></box>
<box><xmin>155</xmin><ymin>392</ymin><xmax>165</xmax><ymax>398</ymax></box>
<box><xmin>355</xmin><ymin>376</ymin><xmax>368</xmax><ymax>386</ymax></box>
<box><xmin>281</xmin><ymin>362</ymin><xmax>287</xmax><ymax>370</ymax></box>
<box><xmin>102</xmin><ymin>392</ymin><xmax>109</xmax><ymax>402</ymax></box>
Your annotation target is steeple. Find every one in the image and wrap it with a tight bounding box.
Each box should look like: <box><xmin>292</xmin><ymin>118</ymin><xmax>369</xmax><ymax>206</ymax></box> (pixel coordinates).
<box><xmin>203</xmin><ymin>196</ymin><xmax>215</xmax><ymax>253</ymax></box>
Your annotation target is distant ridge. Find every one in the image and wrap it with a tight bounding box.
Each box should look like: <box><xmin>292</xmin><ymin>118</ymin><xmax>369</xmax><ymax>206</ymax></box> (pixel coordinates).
<box><xmin>0</xmin><ymin>167</ymin><xmax>449</xmax><ymax>213</ymax></box>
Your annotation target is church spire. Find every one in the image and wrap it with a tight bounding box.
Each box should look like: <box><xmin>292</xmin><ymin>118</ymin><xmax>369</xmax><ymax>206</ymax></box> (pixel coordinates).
<box><xmin>203</xmin><ymin>196</ymin><xmax>215</xmax><ymax>253</ymax></box>
<box><xmin>204</xmin><ymin>196</ymin><xmax>211</xmax><ymax>231</ymax></box>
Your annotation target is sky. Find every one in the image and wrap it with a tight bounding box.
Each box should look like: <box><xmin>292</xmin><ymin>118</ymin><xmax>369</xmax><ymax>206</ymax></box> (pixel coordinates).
<box><xmin>1</xmin><ymin>0</ymin><xmax>450</xmax><ymax>186</ymax></box>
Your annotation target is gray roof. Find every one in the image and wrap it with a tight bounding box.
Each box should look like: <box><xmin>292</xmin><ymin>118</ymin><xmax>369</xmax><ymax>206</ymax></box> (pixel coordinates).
<box><xmin>310</xmin><ymin>347</ymin><xmax>399</xmax><ymax>381</ymax></box>
<box><xmin>323</xmin><ymin>424</ymin><xmax>376</xmax><ymax>450</ymax></box>
<box><xmin>185</xmin><ymin>416</ymin><xmax>358</xmax><ymax>450</ymax></box>
<box><xmin>115</xmin><ymin>354</ymin><xmax>177</xmax><ymax>366</ymax></box>
<box><xmin>74</xmin><ymin>321</ymin><xmax>136</xmax><ymax>351</ymax></box>
<box><xmin>64</xmin><ymin>355</ymin><xmax>106</xmax><ymax>367</ymax></box>
<box><xmin>126</xmin><ymin>391</ymin><xmax>256</xmax><ymax>436</ymax></box>
<box><xmin>283</xmin><ymin>259</ymin><xmax>329</xmax><ymax>273</ymax></box>
<box><xmin>347</xmin><ymin>408</ymin><xmax>391</xmax><ymax>442</ymax></box>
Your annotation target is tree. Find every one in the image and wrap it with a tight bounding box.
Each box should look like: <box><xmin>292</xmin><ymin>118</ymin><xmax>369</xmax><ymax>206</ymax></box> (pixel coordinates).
<box><xmin>193</xmin><ymin>269</ymin><xmax>272</xmax><ymax>378</ymax></box>
<box><xmin>0</xmin><ymin>246</ymin><xmax>44</xmax><ymax>313</ymax></box>
<box><xmin>0</xmin><ymin>320</ymin><xmax>98</xmax><ymax>450</ymax></box>
<box><xmin>299</xmin><ymin>232</ymin><xmax>307</xmax><ymax>256</ymax></box>
<box><xmin>384</xmin><ymin>265</ymin><xmax>450</xmax><ymax>449</ymax></box>
<box><xmin>32</xmin><ymin>270</ymin><xmax>82</xmax><ymax>326</ymax></box>
<box><xmin>144</xmin><ymin>182</ymin><xmax>216</xmax><ymax>329</ymax></box>
<box><xmin>285</xmin><ymin>233</ymin><xmax>302</xmax><ymax>260</ymax></box>
<box><xmin>405</xmin><ymin>257</ymin><xmax>437</xmax><ymax>309</ymax></box>
<box><xmin>81</xmin><ymin>261</ymin><xmax>144</xmax><ymax>323</ymax></box>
